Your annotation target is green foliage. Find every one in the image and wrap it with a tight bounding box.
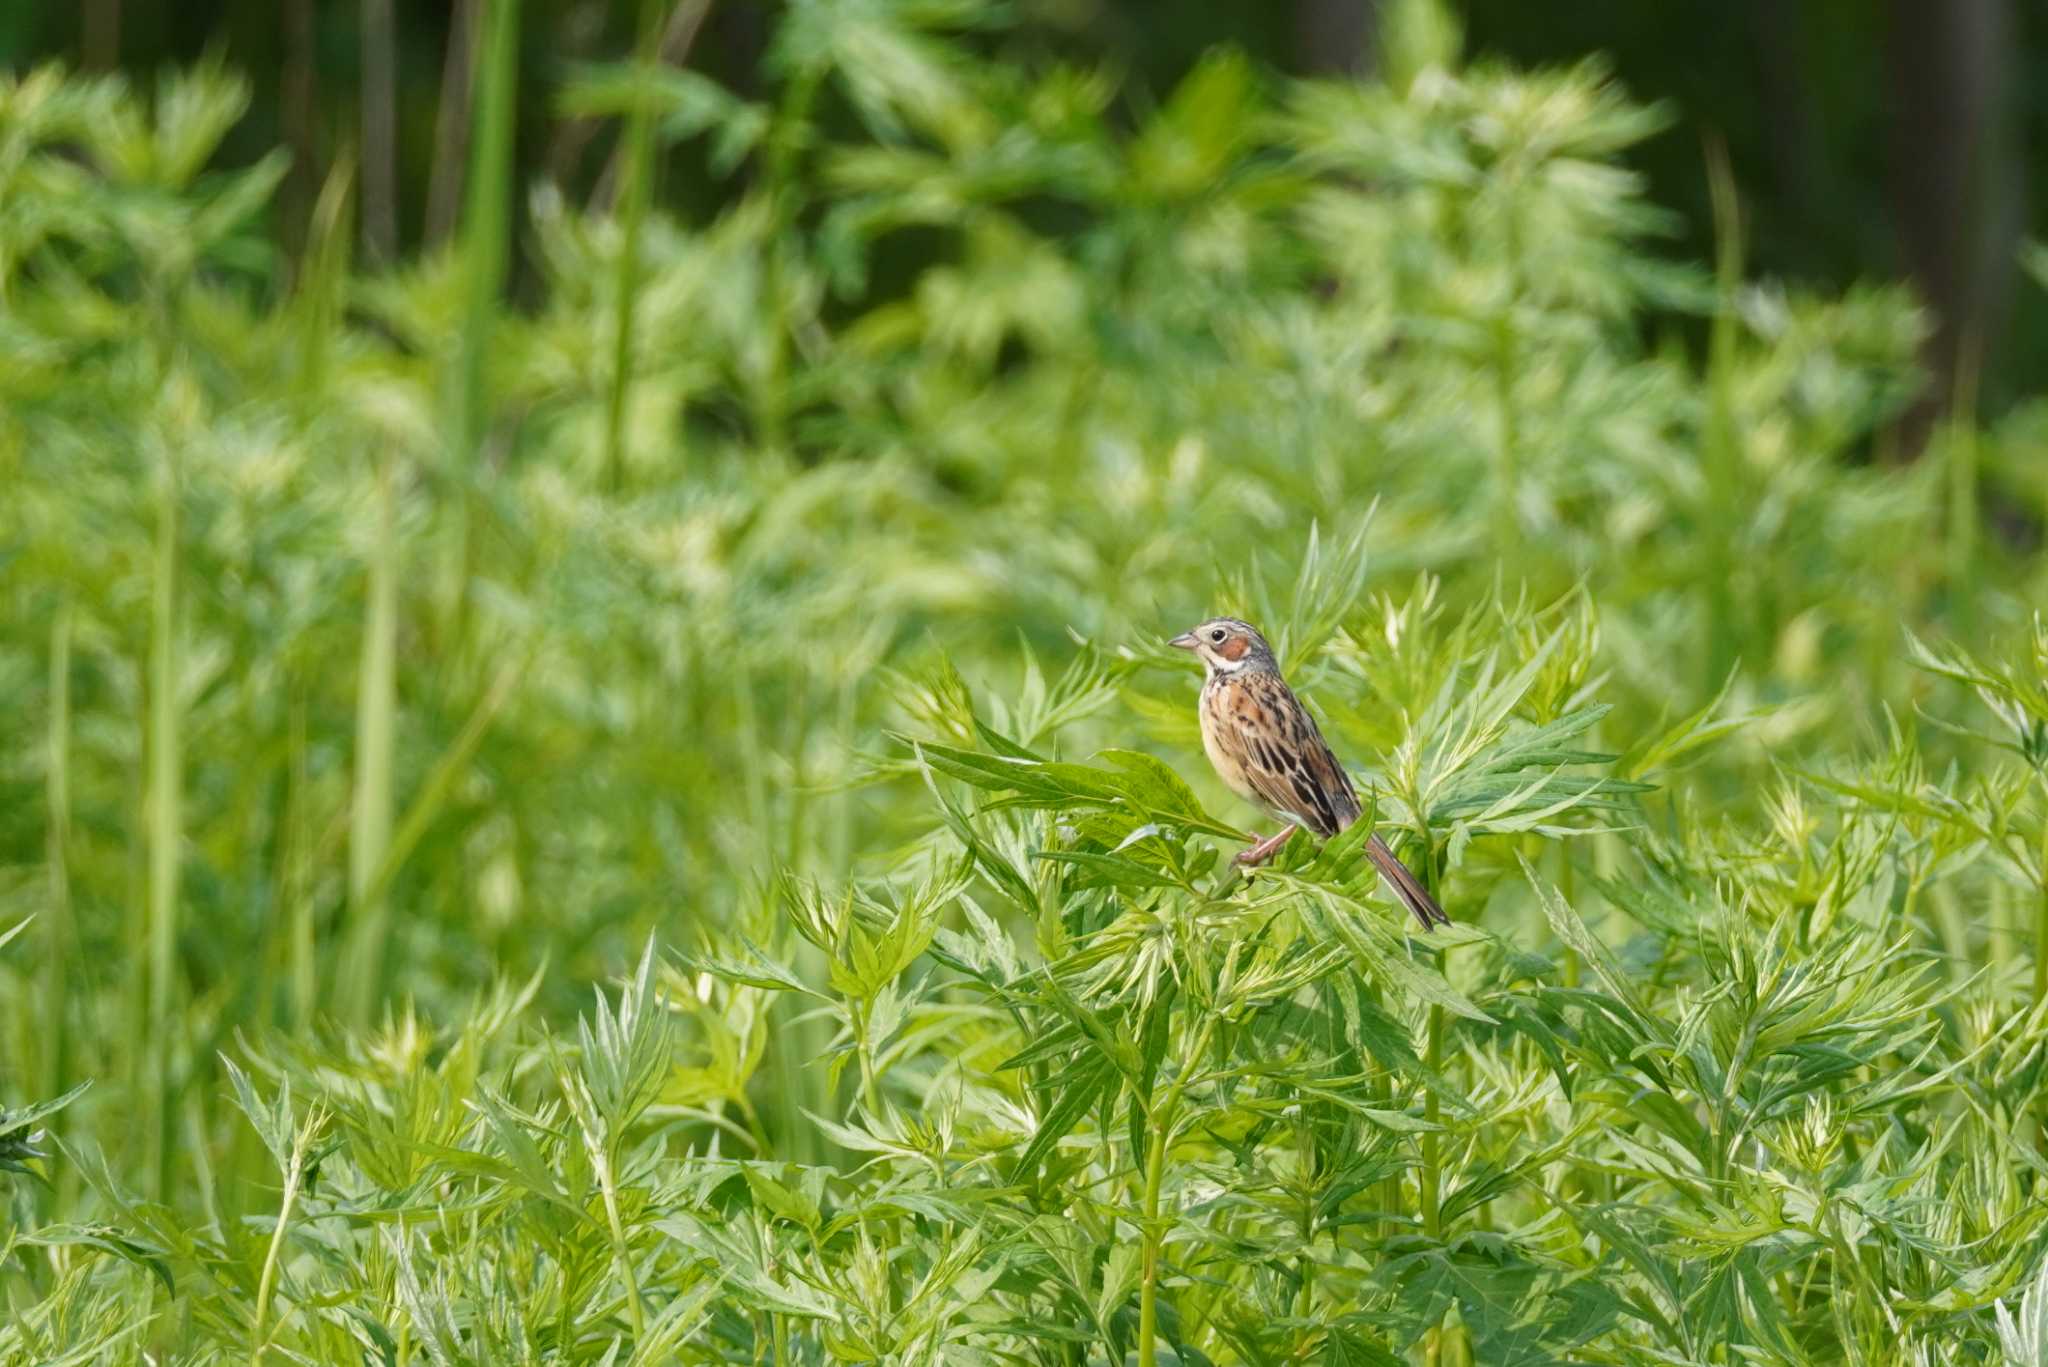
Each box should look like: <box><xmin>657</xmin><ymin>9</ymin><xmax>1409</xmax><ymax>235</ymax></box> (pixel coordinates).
<box><xmin>1</xmin><ymin>2</ymin><xmax>2046</xmax><ymax>1360</ymax></box>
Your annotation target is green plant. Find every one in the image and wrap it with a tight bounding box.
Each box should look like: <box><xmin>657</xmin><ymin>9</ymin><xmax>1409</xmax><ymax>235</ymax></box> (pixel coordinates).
<box><xmin>2</xmin><ymin>2</ymin><xmax>2046</xmax><ymax>1358</ymax></box>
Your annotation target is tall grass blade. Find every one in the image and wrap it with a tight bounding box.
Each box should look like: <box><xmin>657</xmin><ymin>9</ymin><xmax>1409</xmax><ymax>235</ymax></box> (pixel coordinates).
<box><xmin>284</xmin><ymin>697</ymin><xmax>317</xmax><ymax>1035</ymax></box>
<box><xmin>1702</xmin><ymin>138</ymin><xmax>1743</xmax><ymax>694</ymax></box>
<box><xmin>1944</xmin><ymin>343</ymin><xmax>1981</xmax><ymax>637</ymax></box>
<box><xmin>145</xmin><ymin>439</ymin><xmax>183</xmax><ymax>1199</ymax></box>
<box><xmin>43</xmin><ymin>596</ymin><xmax>73</xmax><ymax>1118</ymax></box>
<box><xmin>602</xmin><ymin>0</ymin><xmax>664</xmax><ymax>494</ymax></box>
<box><xmin>344</xmin><ymin>451</ymin><xmax>400</xmax><ymax>1027</ymax></box>
<box><xmin>448</xmin><ymin>0</ymin><xmax>521</xmax><ymax>636</ymax></box>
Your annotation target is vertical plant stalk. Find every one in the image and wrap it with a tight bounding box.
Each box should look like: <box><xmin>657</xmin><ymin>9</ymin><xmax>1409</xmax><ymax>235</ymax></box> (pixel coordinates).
<box><xmin>738</xmin><ymin>656</ymin><xmax>824</xmax><ymax>1158</ymax></box>
<box><xmin>425</xmin><ymin>0</ymin><xmax>481</xmax><ymax>247</ymax></box>
<box><xmin>1137</xmin><ymin>1016</ymin><xmax>1215</xmax><ymax>1367</ymax></box>
<box><xmin>590</xmin><ymin>0</ymin><xmax>711</xmax><ymax>209</ymax></box>
<box><xmin>1933</xmin><ymin>882</ymin><xmax>1971</xmax><ymax>987</ymax></box>
<box><xmin>448</xmin><ymin>0</ymin><xmax>520</xmax><ymax>640</ymax></box>
<box><xmin>1556</xmin><ymin>839</ymin><xmax>1581</xmax><ymax>988</ymax></box>
<box><xmin>1419</xmin><ymin>841</ymin><xmax>1448</xmax><ymax>1367</ymax></box>
<box><xmin>1377</xmin><ymin>1006</ymin><xmax>1402</xmax><ymax>1239</ymax></box>
<box><xmin>1420</xmin><ymin>998</ymin><xmax>1445</xmax><ymax>1241</ymax></box>
<box><xmin>1294</xmin><ymin>1106</ymin><xmax>1316</xmax><ymax>1322</ymax></box>
<box><xmin>249</xmin><ymin>1112</ymin><xmax>323</xmax><ymax>1366</ymax></box>
<box><xmin>852</xmin><ymin>1000</ymin><xmax>885</xmax><ymax>1117</ymax></box>
<box><xmin>1702</xmin><ymin>140</ymin><xmax>1744</xmax><ymax>694</ymax></box>
<box><xmin>757</xmin><ymin>67</ymin><xmax>824</xmax><ymax>455</ymax></box>
<box><xmin>1943</xmin><ymin>343</ymin><xmax>1981</xmax><ymax>637</ymax></box>
<box><xmin>146</xmin><ymin>442</ymin><xmax>184</xmax><ymax>1198</ymax></box>
<box><xmin>297</xmin><ymin>156</ymin><xmax>356</xmax><ymax>401</ymax></box>
<box><xmin>1491</xmin><ymin>203</ymin><xmax>1523</xmax><ymax>563</ymax></box>
<box><xmin>593</xmin><ymin>1140</ymin><xmax>647</xmax><ymax>1341</ymax></box>
<box><xmin>603</xmin><ymin>0</ymin><xmax>663</xmax><ymax>494</ymax></box>
<box><xmin>2035</xmin><ymin>808</ymin><xmax>2047</xmax><ymax>1005</ymax></box>
<box><xmin>1983</xmin><ymin>876</ymin><xmax>2008</xmax><ymax>976</ymax></box>
<box><xmin>354</xmin><ymin>654</ymin><xmax>525</xmax><ymax>918</ymax></box>
<box><xmin>280</xmin><ymin>0</ymin><xmax>320</xmax><ymax>259</ymax></box>
<box><xmin>1422</xmin><ymin>1002</ymin><xmax>1447</xmax><ymax>1367</ymax></box>
<box><xmin>285</xmin><ymin>697</ymin><xmax>316</xmax><ymax>1035</ymax></box>
<box><xmin>563</xmin><ymin>1066</ymin><xmax>647</xmax><ymax>1343</ymax></box>
<box><xmin>44</xmin><ymin>597</ymin><xmax>74</xmax><ymax>1113</ymax></box>
<box><xmin>391</xmin><ymin>1217</ymin><xmax>413</xmax><ymax>1366</ymax></box>
<box><xmin>1137</xmin><ymin>1122</ymin><xmax>1170</xmax><ymax>1364</ymax></box>
<box><xmin>360</xmin><ymin>0</ymin><xmax>400</xmax><ymax>260</ymax></box>
<box><xmin>346</xmin><ymin>452</ymin><xmax>400</xmax><ymax>1026</ymax></box>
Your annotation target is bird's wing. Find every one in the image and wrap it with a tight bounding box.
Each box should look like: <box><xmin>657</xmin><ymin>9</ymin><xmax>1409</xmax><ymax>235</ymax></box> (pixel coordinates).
<box><xmin>1230</xmin><ymin>673</ymin><xmax>1362</xmax><ymax>838</ymax></box>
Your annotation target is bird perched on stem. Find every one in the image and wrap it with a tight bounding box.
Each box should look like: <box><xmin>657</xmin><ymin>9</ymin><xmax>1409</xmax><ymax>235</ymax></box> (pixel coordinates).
<box><xmin>1170</xmin><ymin>617</ymin><xmax>1449</xmax><ymax>931</ymax></box>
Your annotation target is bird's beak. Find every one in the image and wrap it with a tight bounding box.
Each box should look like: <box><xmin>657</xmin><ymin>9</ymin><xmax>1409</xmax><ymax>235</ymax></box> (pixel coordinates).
<box><xmin>1168</xmin><ymin>631</ymin><xmax>1199</xmax><ymax>651</ymax></box>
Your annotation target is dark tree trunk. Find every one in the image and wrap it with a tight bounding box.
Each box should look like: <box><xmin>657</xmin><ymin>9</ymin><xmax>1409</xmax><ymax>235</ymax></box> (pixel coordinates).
<box><xmin>426</xmin><ymin>0</ymin><xmax>481</xmax><ymax>247</ymax></box>
<box><xmin>281</xmin><ymin>0</ymin><xmax>319</xmax><ymax>263</ymax></box>
<box><xmin>1886</xmin><ymin>0</ymin><xmax>2023</xmax><ymax>446</ymax></box>
<box><xmin>1746</xmin><ymin>0</ymin><xmax>1828</xmax><ymax>269</ymax></box>
<box><xmin>1294</xmin><ymin>0</ymin><xmax>1378</xmax><ymax>76</ymax></box>
<box><xmin>82</xmin><ymin>0</ymin><xmax>120</xmax><ymax>68</ymax></box>
<box><xmin>361</xmin><ymin>0</ymin><xmax>400</xmax><ymax>262</ymax></box>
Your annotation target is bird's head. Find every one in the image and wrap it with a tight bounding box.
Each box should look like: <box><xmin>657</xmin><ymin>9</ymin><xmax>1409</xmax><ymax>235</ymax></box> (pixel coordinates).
<box><xmin>1169</xmin><ymin>617</ymin><xmax>1277</xmax><ymax>678</ymax></box>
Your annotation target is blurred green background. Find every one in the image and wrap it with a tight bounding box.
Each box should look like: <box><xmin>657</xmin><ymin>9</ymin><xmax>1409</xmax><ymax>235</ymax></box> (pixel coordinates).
<box><xmin>3</xmin><ymin>0</ymin><xmax>2043</xmax><ymax>413</ymax></box>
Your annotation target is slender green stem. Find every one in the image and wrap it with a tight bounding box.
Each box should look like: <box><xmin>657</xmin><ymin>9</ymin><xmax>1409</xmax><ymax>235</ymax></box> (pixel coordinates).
<box><xmin>1420</xmin><ymin>840</ymin><xmax>1449</xmax><ymax>1367</ymax></box>
<box><xmin>448</xmin><ymin>0</ymin><xmax>521</xmax><ymax>640</ymax></box>
<box><xmin>146</xmin><ymin>437</ymin><xmax>183</xmax><ymax>1199</ymax></box>
<box><xmin>757</xmin><ymin>67</ymin><xmax>823</xmax><ymax>455</ymax></box>
<box><xmin>735</xmin><ymin>655</ymin><xmax>771</xmax><ymax>857</ymax></box>
<box><xmin>1137</xmin><ymin>1119</ymin><xmax>1168</xmax><ymax>1365</ymax></box>
<box><xmin>1420</xmin><ymin>836</ymin><xmax>1448</xmax><ymax>1244</ymax></box>
<box><xmin>1295</xmin><ymin>1106</ymin><xmax>1315</xmax><ymax>1322</ymax></box>
<box><xmin>729</xmin><ymin>1088</ymin><xmax>769</xmax><ymax>1154</ymax></box>
<box><xmin>2034</xmin><ymin>854</ymin><xmax>2047</xmax><ymax>1007</ymax></box>
<box><xmin>854</xmin><ymin>1000</ymin><xmax>884</xmax><ymax>1116</ymax></box>
<box><xmin>1702</xmin><ymin>139</ymin><xmax>1744</xmax><ymax>692</ymax></box>
<box><xmin>44</xmin><ymin>597</ymin><xmax>73</xmax><ymax>1116</ymax></box>
<box><xmin>1378</xmin><ymin>1126</ymin><xmax>1402</xmax><ymax>1238</ymax></box>
<box><xmin>594</xmin><ymin>1143</ymin><xmax>647</xmax><ymax>1341</ymax></box>
<box><xmin>603</xmin><ymin>0</ymin><xmax>661</xmax><ymax>493</ymax></box>
<box><xmin>1421</xmin><ymin>1001</ymin><xmax>1444</xmax><ymax>1241</ymax></box>
<box><xmin>1945</xmin><ymin>342</ymin><xmax>1981</xmax><ymax>635</ymax></box>
<box><xmin>345</xmin><ymin>451</ymin><xmax>400</xmax><ymax>1026</ymax></box>
<box><xmin>1934</xmin><ymin>882</ymin><xmax>1971</xmax><ymax>988</ymax></box>
<box><xmin>285</xmin><ymin>698</ymin><xmax>316</xmax><ymax>1034</ymax></box>
<box><xmin>250</xmin><ymin>1117</ymin><xmax>318</xmax><ymax>1366</ymax></box>
<box><xmin>1137</xmin><ymin>1016</ymin><xmax>1215</xmax><ymax>1367</ymax></box>
<box><xmin>2036</xmin><ymin>799</ymin><xmax>2048</xmax><ymax>1170</ymax></box>
<box><xmin>295</xmin><ymin>153</ymin><xmax>354</xmax><ymax>398</ymax></box>
<box><xmin>393</xmin><ymin>1213</ymin><xmax>412</xmax><ymax>1367</ymax></box>
<box><xmin>1557</xmin><ymin>838</ymin><xmax>1580</xmax><ymax>989</ymax></box>
<box><xmin>1491</xmin><ymin>211</ymin><xmax>1523</xmax><ymax>563</ymax></box>
<box><xmin>353</xmin><ymin>655</ymin><xmax>523</xmax><ymax>917</ymax></box>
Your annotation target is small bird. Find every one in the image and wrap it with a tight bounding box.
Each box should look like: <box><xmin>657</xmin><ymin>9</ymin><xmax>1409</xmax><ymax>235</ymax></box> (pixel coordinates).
<box><xmin>1170</xmin><ymin>617</ymin><xmax>1450</xmax><ymax>931</ymax></box>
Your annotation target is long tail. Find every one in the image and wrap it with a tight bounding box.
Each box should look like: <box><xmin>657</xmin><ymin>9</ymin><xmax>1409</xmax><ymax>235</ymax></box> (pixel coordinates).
<box><xmin>1364</xmin><ymin>831</ymin><xmax>1451</xmax><ymax>931</ymax></box>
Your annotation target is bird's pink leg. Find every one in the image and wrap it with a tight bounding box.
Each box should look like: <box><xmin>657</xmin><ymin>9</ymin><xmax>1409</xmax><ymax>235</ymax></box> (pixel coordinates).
<box><xmin>1235</xmin><ymin>826</ymin><xmax>1299</xmax><ymax>867</ymax></box>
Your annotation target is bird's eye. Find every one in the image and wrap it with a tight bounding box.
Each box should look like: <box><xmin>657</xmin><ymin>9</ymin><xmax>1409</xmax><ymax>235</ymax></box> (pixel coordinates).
<box><xmin>1209</xmin><ymin>629</ymin><xmax>1227</xmax><ymax>643</ymax></box>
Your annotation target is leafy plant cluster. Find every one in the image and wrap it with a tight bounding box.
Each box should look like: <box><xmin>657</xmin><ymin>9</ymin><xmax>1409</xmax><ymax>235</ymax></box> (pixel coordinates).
<box><xmin>1</xmin><ymin>0</ymin><xmax>2046</xmax><ymax>1359</ymax></box>
<box><xmin>7</xmin><ymin>580</ymin><xmax>2048</xmax><ymax>1362</ymax></box>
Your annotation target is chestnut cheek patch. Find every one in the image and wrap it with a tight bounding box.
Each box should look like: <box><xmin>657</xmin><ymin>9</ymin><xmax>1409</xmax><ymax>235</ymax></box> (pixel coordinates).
<box><xmin>1217</xmin><ymin>636</ymin><xmax>1250</xmax><ymax>662</ymax></box>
